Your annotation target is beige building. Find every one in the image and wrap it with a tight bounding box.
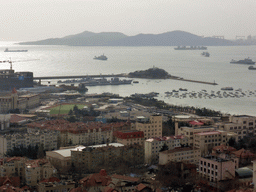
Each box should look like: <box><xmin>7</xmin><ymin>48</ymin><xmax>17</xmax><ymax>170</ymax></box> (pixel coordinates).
<box><xmin>25</xmin><ymin>159</ymin><xmax>57</xmax><ymax>187</ymax></box>
<box><xmin>0</xmin><ymin>157</ymin><xmax>27</xmax><ymax>183</ymax></box>
<box><xmin>71</xmin><ymin>143</ymin><xmax>144</xmax><ymax>173</ymax></box>
<box><xmin>135</xmin><ymin>114</ymin><xmax>162</xmax><ymax>139</ymax></box>
<box><xmin>0</xmin><ymin>90</ymin><xmax>40</xmax><ymax>113</ymax></box>
<box><xmin>194</xmin><ymin>131</ymin><xmax>228</xmax><ymax>156</ymax></box>
<box><xmin>115</xmin><ymin>130</ymin><xmax>144</xmax><ymax>146</ymax></box>
<box><xmin>159</xmin><ymin>147</ymin><xmax>201</xmax><ymax>165</ymax></box>
<box><xmin>144</xmin><ymin>135</ymin><xmax>189</xmax><ymax>164</ymax></box>
<box><xmin>0</xmin><ymin>114</ymin><xmax>10</xmax><ymax>131</ymax></box>
<box><xmin>217</xmin><ymin>115</ymin><xmax>256</xmax><ymax>140</ymax></box>
<box><xmin>18</xmin><ymin>94</ymin><xmax>40</xmax><ymax>109</ymax></box>
<box><xmin>0</xmin><ymin>130</ymin><xmax>58</xmax><ymax>157</ymax></box>
<box><xmin>46</xmin><ymin>147</ymin><xmax>74</xmax><ymax>174</ymax></box>
<box><xmin>177</xmin><ymin>126</ymin><xmax>216</xmax><ymax>146</ymax></box>
<box><xmin>198</xmin><ymin>156</ymin><xmax>237</xmax><ymax>182</ymax></box>
<box><xmin>0</xmin><ymin>90</ymin><xmax>18</xmax><ymax>113</ymax></box>
<box><xmin>27</xmin><ymin>120</ymin><xmax>130</xmax><ymax>147</ymax></box>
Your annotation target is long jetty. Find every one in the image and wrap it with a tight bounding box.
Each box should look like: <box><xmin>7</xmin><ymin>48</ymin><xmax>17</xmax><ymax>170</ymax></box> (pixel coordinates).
<box><xmin>33</xmin><ymin>74</ymin><xmax>217</xmax><ymax>86</ymax></box>
<box><xmin>33</xmin><ymin>74</ymin><xmax>126</xmax><ymax>85</ymax></box>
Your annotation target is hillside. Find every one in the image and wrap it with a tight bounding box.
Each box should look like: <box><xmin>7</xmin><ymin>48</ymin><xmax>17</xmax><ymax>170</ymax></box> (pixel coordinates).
<box><xmin>128</xmin><ymin>67</ymin><xmax>172</xmax><ymax>79</ymax></box>
<box><xmin>19</xmin><ymin>30</ymin><xmax>237</xmax><ymax>46</ymax></box>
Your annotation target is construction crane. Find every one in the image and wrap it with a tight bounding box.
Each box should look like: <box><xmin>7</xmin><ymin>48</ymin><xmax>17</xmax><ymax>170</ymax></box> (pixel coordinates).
<box><xmin>0</xmin><ymin>58</ymin><xmax>39</xmax><ymax>70</ymax></box>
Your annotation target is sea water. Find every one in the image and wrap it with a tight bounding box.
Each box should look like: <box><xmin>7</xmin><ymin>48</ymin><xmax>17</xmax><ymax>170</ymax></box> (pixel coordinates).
<box><xmin>0</xmin><ymin>42</ymin><xmax>256</xmax><ymax>116</ymax></box>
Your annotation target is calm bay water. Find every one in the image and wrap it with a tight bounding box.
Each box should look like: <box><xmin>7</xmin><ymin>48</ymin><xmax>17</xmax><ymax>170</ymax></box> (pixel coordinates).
<box><xmin>0</xmin><ymin>42</ymin><xmax>256</xmax><ymax>116</ymax></box>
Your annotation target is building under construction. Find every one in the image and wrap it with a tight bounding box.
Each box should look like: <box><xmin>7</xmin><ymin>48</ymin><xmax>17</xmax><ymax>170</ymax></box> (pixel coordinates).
<box><xmin>0</xmin><ymin>69</ymin><xmax>33</xmax><ymax>90</ymax></box>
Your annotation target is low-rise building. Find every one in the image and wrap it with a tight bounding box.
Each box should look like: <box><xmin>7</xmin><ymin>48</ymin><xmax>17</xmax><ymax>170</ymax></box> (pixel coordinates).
<box><xmin>145</xmin><ymin>135</ymin><xmax>189</xmax><ymax>164</ymax></box>
<box><xmin>194</xmin><ymin>131</ymin><xmax>228</xmax><ymax>156</ymax></box>
<box><xmin>217</xmin><ymin>115</ymin><xmax>256</xmax><ymax>140</ymax></box>
<box><xmin>28</xmin><ymin>120</ymin><xmax>131</xmax><ymax>147</ymax></box>
<box><xmin>198</xmin><ymin>155</ymin><xmax>236</xmax><ymax>182</ymax></box>
<box><xmin>0</xmin><ymin>157</ymin><xmax>27</xmax><ymax>183</ymax></box>
<box><xmin>0</xmin><ymin>130</ymin><xmax>58</xmax><ymax>157</ymax></box>
<box><xmin>177</xmin><ymin>126</ymin><xmax>216</xmax><ymax>146</ymax></box>
<box><xmin>25</xmin><ymin>159</ymin><xmax>57</xmax><ymax>187</ymax></box>
<box><xmin>71</xmin><ymin>143</ymin><xmax>144</xmax><ymax>173</ymax></box>
<box><xmin>38</xmin><ymin>178</ymin><xmax>76</xmax><ymax>192</ymax></box>
<box><xmin>159</xmin><ymin>147</ymin><xmax>201</xmax><ymax>165</ymax></box>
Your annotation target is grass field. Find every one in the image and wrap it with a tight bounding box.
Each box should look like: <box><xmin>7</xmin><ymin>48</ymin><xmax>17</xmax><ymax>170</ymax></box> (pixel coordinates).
<box><xmin>49</xmin><ymin>104</ymin><xmax>85</xmax><ymax>115</ymax></box>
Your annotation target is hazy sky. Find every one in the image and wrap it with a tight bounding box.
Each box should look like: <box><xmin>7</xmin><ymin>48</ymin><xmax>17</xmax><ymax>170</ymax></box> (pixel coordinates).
<box><xmin>1</xmin><ymin>0</ymin><xmax>256</xmax><ymax>41</ymax></box>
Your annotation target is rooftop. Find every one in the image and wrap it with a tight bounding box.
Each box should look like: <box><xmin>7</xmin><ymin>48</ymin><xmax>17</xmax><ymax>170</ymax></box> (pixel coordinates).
<box><xmin>52</xmin><ymin>143</ymin><xmax>125</xmax><ymax>157</ymax></box>
<box><xmin>195</xmin><ymin>131</ymin><xmax>220</xmax><ymax>136</ymax></box>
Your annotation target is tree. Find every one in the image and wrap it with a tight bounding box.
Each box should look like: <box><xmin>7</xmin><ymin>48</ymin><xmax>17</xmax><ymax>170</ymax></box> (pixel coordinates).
<box><xmin>37</xmin><ymin>144</ymin><xmax>45</xmax><ymax>159</ymax></box>
<box><xmin>228</xmin><ymin>137</ymin><xmax>238</xmax><ymax>149</ymax></box>
<box><xmin>68</xmin><ymin>109</ymin><xmax>73</xmax><ymax>116</ymax></box>
<box><xmin>159</xmin><ymin>143</ymin><xmax>169</xmax><ymax>152</ymax></box>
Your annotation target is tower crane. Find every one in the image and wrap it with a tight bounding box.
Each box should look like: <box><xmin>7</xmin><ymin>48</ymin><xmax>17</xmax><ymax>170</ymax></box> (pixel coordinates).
<box><xmin>0</xmin><ymin>59</ymin><xmax>39</xmax><ymax>70</ymax></box>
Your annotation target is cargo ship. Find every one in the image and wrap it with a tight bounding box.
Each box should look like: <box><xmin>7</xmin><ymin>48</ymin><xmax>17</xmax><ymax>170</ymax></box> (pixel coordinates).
<box><xmin>4</xmin><ymin>48</ymin><xmax>28</xmax><ymax>52</ymax></box>
<box><xmin>174</xmin><ymin>46</ymin><xmax>207</xmax><ymax>50</ymax></box>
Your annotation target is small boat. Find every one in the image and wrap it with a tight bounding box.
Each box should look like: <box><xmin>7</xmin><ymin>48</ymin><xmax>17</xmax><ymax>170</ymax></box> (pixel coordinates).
<box><xmin>93</xmin><ymin>54</ymin><xmax>107</xmax><ymax>60</ymax></box>
<box><xmin>248</xmin><ymin>66</ymin><xmax>256</xmax><ymax>70</ymax></box>
<box><xmin>230</xmin><ymin>57</ymin><xmax>255</xmax><ymax>65</ymax></box>
<box><xmin>133</xmin><ymin>81</ymin><xmax>139</xmax><ymax>83</ymax></box>
<box><xmin>221</xmin><ymin>87</ymin><xmax>233</xmax><ymax>91</ymax></box>
<box><xmin>201</xmin><ymin>52</ymin><xmax>210</xmax><ymax>57</ymax></box>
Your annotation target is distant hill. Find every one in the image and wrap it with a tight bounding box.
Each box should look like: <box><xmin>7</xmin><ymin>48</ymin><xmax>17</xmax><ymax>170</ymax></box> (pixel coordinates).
<box><xmin>19</xmin><ymin>30</ymin><xmax>237</xmax><ymax>46</ymax></box>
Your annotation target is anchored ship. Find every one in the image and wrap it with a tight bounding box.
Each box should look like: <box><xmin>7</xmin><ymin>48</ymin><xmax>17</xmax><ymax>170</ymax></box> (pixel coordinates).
<box><xmin>230</xmin><ymin>58</ymin><xmax>255</xmax><ymax>65</ymax></box>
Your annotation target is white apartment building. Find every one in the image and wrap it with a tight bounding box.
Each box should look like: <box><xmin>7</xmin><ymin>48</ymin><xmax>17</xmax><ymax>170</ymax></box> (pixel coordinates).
<box><xmin>145</xmin><ymin>135</ymin><xmax>188</xmax><ymax>164</ymax></box>
<box><xmin>135</xmin><ymin>114</ymin><xmax>162</xmax><ymax>139</ymax></box>
<box><xmin>0</xmin><ymin>130</ymin><xmax>58</xmax><ymax>157</ymax></box>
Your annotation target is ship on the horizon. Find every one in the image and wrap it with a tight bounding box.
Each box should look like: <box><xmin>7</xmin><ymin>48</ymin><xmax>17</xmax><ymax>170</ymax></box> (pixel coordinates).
<box><xmin>174</xmin><ymin>46</ymin><xmax>207</xmax><ymax>50</ymax></box>
<box><xmin>230</xmin><ymin>58</ymin><xmax>255</xmax><ymax>65</ymax></box>
<box><xmin>4</xmin><ymin>48</ymin><xmax>28</xmax><ymax>52</ymax></box>
<box><xmin>93</xmin><ymin>54</ymin><xmax>107</xmax><ymax>60</ymax></box>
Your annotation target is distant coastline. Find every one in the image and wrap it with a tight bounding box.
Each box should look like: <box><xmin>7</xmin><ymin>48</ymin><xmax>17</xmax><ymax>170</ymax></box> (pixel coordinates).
<box><xmin>18</xmin><ymin>30</ymin><xmax>245</xmax><ymax>46</ymax></box>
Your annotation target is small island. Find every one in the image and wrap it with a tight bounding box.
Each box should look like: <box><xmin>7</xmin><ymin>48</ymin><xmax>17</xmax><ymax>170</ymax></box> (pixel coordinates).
<box><xmin>128</xmin><ymin>67</ymin><xmax>172</xmax><ymax>79</ymax></box>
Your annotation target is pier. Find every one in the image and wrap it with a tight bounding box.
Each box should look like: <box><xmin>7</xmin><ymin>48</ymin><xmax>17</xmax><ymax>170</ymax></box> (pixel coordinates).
<box><xmin>33</xmin><ymin>74</ymin><xmax>217</xmax><ymax>86</ymax></box>
<box><xmin>33</xmin><ymin>74</ymin><xmax>127</xmax><ymax>85</ymax></box>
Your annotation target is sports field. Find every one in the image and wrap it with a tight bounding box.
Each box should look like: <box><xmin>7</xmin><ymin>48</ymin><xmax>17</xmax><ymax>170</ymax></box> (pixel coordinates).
<box><xmin>49</xmin><ymin>104</ymin><xmax>85</xmax><ymax>115</ymax></box>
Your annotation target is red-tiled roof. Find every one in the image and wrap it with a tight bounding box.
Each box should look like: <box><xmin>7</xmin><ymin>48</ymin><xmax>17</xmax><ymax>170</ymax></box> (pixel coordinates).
<box><xmin>232</xmin><ymin>148</ymin><xmax>254</xmax><ymax>158</ymax></box>
<box><xmin>27</xmin><ymin>120</ymin><xmax>130</xmax><ymax>134</ymax></box>
<box><xmin>111</xmin><ymin>174</ymin><xmax>139</xmax><ymax>182</ymax></box>
<box><xmin>189</xmin><ymin>120</ymin><xmax>204</xmax><ymax>125</ymax></box>
<box><xmin>40</xmin><ymin>177</ymin><xmax>60</xmax><ymax>183</ymax></box>
<box><xmin>212</xmin><ymin>144</ymin><xmax>237</xmax><ymax>153</ymax></box>
<box><xmin>10</xmin><ymin>114</ymin><xmax>28</xmax><ymax>124</ymax></box>
<box><xmin>80</xmin><ymin>169</ymin><xmax>112</xmax><ymax>187</ymax></box>
<box><xmin>136</xmin><ymin>183</ymin><xmax>148</xmax><ymax>191</ymax></box>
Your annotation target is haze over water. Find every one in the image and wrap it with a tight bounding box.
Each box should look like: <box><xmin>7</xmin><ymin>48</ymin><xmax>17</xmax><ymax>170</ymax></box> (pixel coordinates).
<box><xmin>0</xmin><ymin>43</ymin><xmax>256</xmax><ymax>116</ymax></box>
